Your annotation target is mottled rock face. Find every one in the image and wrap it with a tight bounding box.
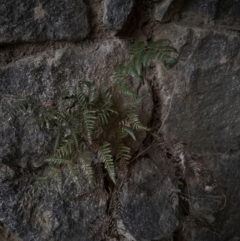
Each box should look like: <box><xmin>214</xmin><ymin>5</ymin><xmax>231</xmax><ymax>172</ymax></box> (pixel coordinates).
<box><xmin>156</xmin><ymin>24</ymin><xmax>240</xmax><ymax>155</ymax></box>
<box><xmin>182</xmin><ymin>0</ymin><xmax>240</xmax><ymax>25</ymax></box>
<box><xmin>0</xmin><ymin>0</ymin><xmax>89</xmax><ymax>44</ymax></box>
<box><xmin>153</xmin><ymin>0</ymin><xmax>184</xmax><ymax>22</ymax></box>
<box><xmin>0</xmin><ymin>166</ymin><xmax>107</xmax><ymax>241</ymax></box>
<box><xmin>120</xmin><ymin>159</ymin><xmax>179</xmax><ymax>241</ymax></box>
<box><xmin>103</xmin><ymin>0</ymin><xmax>135</xmax><ymax>30</ymax></box>
<box><xmin>1</xmin><ymin>0</ymin><xmax>240</xmax><ymax>241</ymax></box>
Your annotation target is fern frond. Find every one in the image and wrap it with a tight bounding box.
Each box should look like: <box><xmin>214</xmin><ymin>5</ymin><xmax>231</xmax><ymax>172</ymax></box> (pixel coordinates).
<box><xmin>116</xmin><ymin>144</ymin><xmax>131</xmax><ymax>161</ymax></box>
<box><xmin>162</xmin><ymin>55</ymin><xmax>178</xmax><ymax>69</ymax></box>
<box><xmin>8</xmin><ymin>98</ymin><xmax>29</xmax><ymax>121</ymax></box>
<box><xmin>45</xmin><ymin>157</ymin><xmax>69</xmax><ymax>166</ymax></box>
<box><xmin>76</xmin><ymin>85</ymin><xmax>87</xmax><ymax>107</ymax></box>
<box><xmin>54</xmin><ymin>123</ymin><xmax>65</xmax><ymax>152</ymax></box>
<box><xmin>142</xmin><ymin>49</ymin><xmax>159</xmax><ymax>67</ymax></box>
<box><xmin>127</xmin><ymin>113</ymin><xmax>148</xmax><ymax>131</ymax></box>
<box><xmin>129</xmin><ymin>41</ymin><xmax>145</xmax><ymax>55</ymax></box>
<box><xmin>134</xmin><ymin>51</ymin><xmax>145</xmax><ymax>76</ymax></box>
<box><xmin>113</xmin><ymin>64</ymin><xmax>129</xmax><ymax>82</ymax></box>
<box><xmin>80</xmin><ymin>151</ymin><xmax>94</xmax><ymax>186</ymax></box>
<box><xmin>117</xmin><ymin>127</ymin><xmax>128</xmax><ymax>140</ymax></box>
<box><xmin>83</xmin><ymin>110</ymin><xmax>97</xmax><ymax>141</ymax></box>
<box><xmin>55</xmin><ymin>140</ymin><xmax>75</xmax><ymax>158</ymax></box>
<box><xmin>97</xmin><ymin>108</ymin><xmax>113</xmax><ymax>125</ymax></box>
<box><xmin>121</xmin><ymin>125</ymin><xmax>136</xmax><ymax>140</ymax></box>
<box><xmin>128</xmin><ymin>61</ymin><xmax>143</xmax><ymax>82</ymax></box>
<box><xmin>68</xmin><ymin>116</ymin><xmax>80</xmax><ymax>148</ymax></box>
<box><xmin>117</xmin><ymin>82</ymin><xmax>138</xmax><ymax>99</ymax></box>
<box><xmin>66</xmin><ymin>162</ymin><xmax>79</xmax><ymax>180</ymax></box>
<box><xmin>83</xmin><ymin>80</ymin><xmax>96</xmax><ymax>103</ymax></box>
<box><xmin>97</xmin><ymin>142</ymin><xmax>115</xmax><ymax>183</ymax></box>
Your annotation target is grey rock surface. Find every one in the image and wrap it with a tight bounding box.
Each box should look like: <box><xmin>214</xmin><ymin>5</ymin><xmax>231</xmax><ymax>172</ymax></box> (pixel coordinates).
<box><xmin>155</xmin><ymin>24</ymin><xmax>240</xmax><ymax>155</ymax></box>
<box><xmin>103</xmin><ymin>0</ymin><xmax>135</xmax><ymax>30</ymax></box>
<box><xmin>0</xmin><ymin>0</ymin><xmax>89</xmax><ymax>44</ymax></box>
<box><xmin>181</xmin><ymin>0</ymin><xmax>240</xmax><ymax>26</ymax></box>
<box><xmin>0</xmin><ymin>165</ymin><xmax>107</xmax><ymax>241</ymax></box>
<box><xmin>183</xmin><ymin>0</ymin><xmax>219</xmax><ymax>18</ymax></box>
<box><xmin>120</xmin><ymin>158</ymin><xmax>179</xmax><ymax>240</ymax></box>
<box><xmin>154</xmin><ymin>0</ymin><xmax>184</xmax><ymax>22</ymax></box>
<box><xmin>216</xmin><ymin>0</ymin><xmax>240</xmax><ymax>25</ymax></box>
<box><xmin>1</xmin><ymin>0</ymin><xmax>240</xmax><ymax>240</ymax></box>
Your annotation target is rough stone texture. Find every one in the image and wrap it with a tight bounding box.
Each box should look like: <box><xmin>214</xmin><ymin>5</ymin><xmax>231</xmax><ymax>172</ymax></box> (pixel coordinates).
<box><xmin>155</xmin><ymin>24</ymin><xmax>240</xmax><ymax>155</ymax></box>
<box><xmin>103</xmin><ymin>0</ymin><xmax>135</xmax><ymax>31</ymax></box>
<box><xmin>182</xmin><ymin>154</ymin><xmax>240</xmax><ymax>241</ymax></box>
<box><xmin>0</xmin><ymin>0</ymin><xmax>89</xmax><ymax>44</ymax></box>
<box><xmin>154</xmin><ymin>0</ymin><xmax>184</xmax><ymax>22</ymax></box>
<box><xmin>153</xmin><ymin>17</ymin><xmax>240</xmax><ymax>241</ymax></box>
<box><xmin>216</xmin><ymin>0</ymin><xmax>240</xmax><ymax>25</ymax></box>
<box><xmin>0</xmin><ymin>165</ymin><xmax>107</xmax><ymax>241</ymax></box>
<box><xmin>181</xmin><ymin>0</ymin><xmax>240</xmax><ymax>27</ymax></box>
<box><xmin>1</xmin><ymin>0</ymin><xmax>240</xmax><ymax>240</ymax></box>
<box><xmin>120</xmin><ymin>158</ymin><xmax>179</xmax><ymax>240</ymax></box>
<box><xmin>183</xmin><ymin>0</ymin><xmax>219</xmax><ymax>18</ymax></box>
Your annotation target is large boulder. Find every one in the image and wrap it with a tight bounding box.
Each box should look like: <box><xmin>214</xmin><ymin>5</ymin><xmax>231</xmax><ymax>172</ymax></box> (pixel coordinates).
<box><xmin>120</xmin><ymin>158</ymin><xmax>179</xmax><ymax>240</ymax></box>
<box><xmin>154</xmin><ymin>24</ymin><xmax>240</xmax><ymax>155</ymax></box>
<box><xmin>0</xmin><ymin>164</ymin><xmax>107</xmax><ymax>241</ymax></box>
<box><xmin>0</xmin><ymin>0</ymin><xmax>90</xmax><ymax>44</ymax></box>
<box><xmin>103</xmin><ymin>0</ymin><xmax>135</xmax><ymax>31</ymax></box>
<box><xmin>153</xmin><ymin>0</ymin><xmax>185</xmax><ymax>22</ymax></box>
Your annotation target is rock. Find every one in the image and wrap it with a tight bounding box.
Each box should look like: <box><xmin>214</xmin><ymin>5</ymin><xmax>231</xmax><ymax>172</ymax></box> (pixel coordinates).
<box><xmin>0</xmin><ymin>0</ymin><xmax>89</xmax><ymax>44</ymax></box>
<box><xmin>103</xmin><ymin>0</ymin><xmax>135</xmax><ymax>31</ymax></box>
<box><xmin>120</xmin><ymin>158</ymin><xmax>179</xmax><ymax>240</ymax></box>
<box><xmin>216</xmin><ymin>0</ymin><xmax>240</xmax><ymax>26</ymax></box>
<box><xmin>154</xmin><ymin>24</ymin><xmax>240</xmax><ymax>155</ymax></box>
<box><xmin>181</xmin><ymin>0</ymin><xmax>240</xmax><ymax>27</ymax></box>
<box><xmin>183</xmin><ymin>154</ymin><xmax>240</xmax><ymax>241</ymax></box>
<box><xmin>0</xmin><ymin>167</ymin><xmax>108</xmax><ymax>241</ymax></box>
<box><xmin>154</xmin><ymin>0</ymin><xmax>184</xmax><ymax>22</ymax></box>
<box><xmin>0</xmin><ymin>163</ymin><xmax>15</xmax><ymax>183</ymax></box>
<box><xmin>183</xmin><ymin>0</ymin><xmax>219</xmax><ymax>19</ymax></box>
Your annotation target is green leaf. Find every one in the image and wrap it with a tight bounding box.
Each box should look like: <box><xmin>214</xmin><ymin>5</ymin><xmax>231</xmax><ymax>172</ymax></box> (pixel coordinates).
<box><xmin>129</xmin><ymin>41</ymin><xmax>145</xmax><ymax>55</ymax></box>
<box><xmin>116</xmin><ymin>144</ymin><xmax>131</xmax><ymax>161</ymax></box>
<box><xmin>97</xmin><ymin>142</ymin><xmax>115</xmax><ymax>183</ymax></box>
<box><xmin>121</xmin><ymin>126</ymin><xmax>136</xmax><ymax>140</ymax></box>
<box><xmin>83</xmin><ymin>110</ymin><xmax>97</xmax><ymax>141</ymax></box>
<box><xmin>54</xmin><ymin>123</ymin><xmax>65</xmax><ymax>152</ymax></box>
<box><xmin>162</xmin><ymin>55</ymin><xmax>178</xmax><ymax>69</ymax></box>
<box><xmin>45</xmin><ymin>157</ymin><xmax>69</xmax><ymax>166</ymax></box>
<box><xmin>83</xmin><ymin>80</ymin><xmax>96</xmax><ymax>102</ymax></box>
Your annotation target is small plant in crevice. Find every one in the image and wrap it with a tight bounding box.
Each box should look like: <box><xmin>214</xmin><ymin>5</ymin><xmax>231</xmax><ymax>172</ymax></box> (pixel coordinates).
<box><xmin>9</xmin><ymin>79</ymin><xmax>147</xmax><ymax>186</ymax></box>
<box><xmin>8</xmin><ymin>39</ymin><xmax>178</xmax><ymax>241</ymax></box>
<box><xmin>8</xmin><ymin>39</ymin><xmax>178</xmax><ymax>187</ymax></box>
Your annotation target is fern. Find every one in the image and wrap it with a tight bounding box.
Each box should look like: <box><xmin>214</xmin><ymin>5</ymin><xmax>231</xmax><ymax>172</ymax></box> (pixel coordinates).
<box><xmin>80</xmin><ymin>151</ymin><xmax>94</xmax><ymax>186</ymax></box>
<box><xmin>8</xmin><ymin>39</ymin><xmax>177</xmax><ymax>189</ymax></box>
<box><xmin>8</xmin><ymin>97</ymin><xmax>29</xmax><ymax>121</ymax></box>
<box><xmin>45</xmin><ymin>157</ymin><xmax>70</xmax><ymax>166</ymax></box>
<box><xmin>97</xmin><ymin>142</ymin><xmax>115</xmax><ymax>183</ymax></box>
<box><xmin>121</xmin><ymin>125</ymin><xmax>136</xmax><ymax>141</ymax></box>
<box><xmin>54</xmin><ymin>123</ymin><xmax>65</xmax><ymax>152</ymax></box>
<box><xmin>83</xmin><ymin>110</ymin><xmax>97</xmax><ymax>142</ymax></box>
<box><xmin>55</xmin><ymin>140</ymin><xmax>75</xmax><ymax>159</ymax></box>
<box><xmin>126</xmin><ymin>113</ymin><xmax>149</xmax><ymax>131</ymax></box>
<box><xmin>116</xmin><ymin>144</ymin><xmax>131</xmax><ymax>161</ymax></box>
